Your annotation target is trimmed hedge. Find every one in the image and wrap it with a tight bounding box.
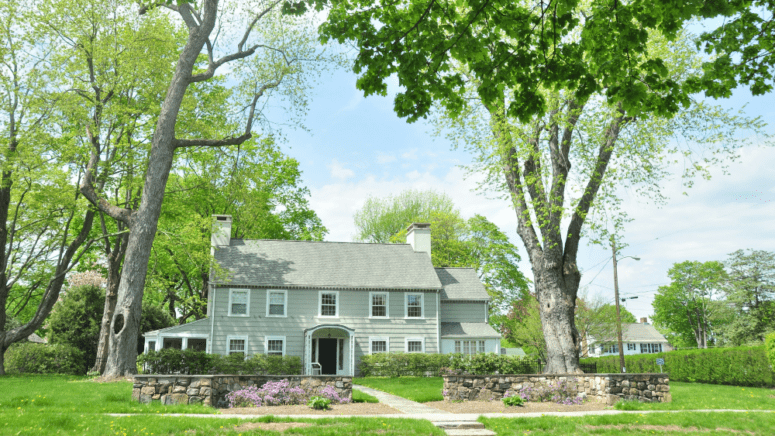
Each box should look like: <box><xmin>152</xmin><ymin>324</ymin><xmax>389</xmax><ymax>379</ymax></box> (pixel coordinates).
<box><xmin>5</xmin><ymin>342</ymin><xmax>86</xmax><ymax>375</ymax></box>
<box><xmin>766</xmin><ymin>332</ymin><xmax>775</xmax><ymax>371</ymax></box>
<box><xmin>138</xmin><ymin>349</ymin><xmax>301</xmax><ymax>375</ymax></box>
<box><xmin>358</xmin><ymin>352</ymin><xmax>546</xmax><ymax>377</ymax></box>
<box><xmin>581</xmin><ymin>345</ymin><xmax>774</xmax><ymax>387</ymax></box>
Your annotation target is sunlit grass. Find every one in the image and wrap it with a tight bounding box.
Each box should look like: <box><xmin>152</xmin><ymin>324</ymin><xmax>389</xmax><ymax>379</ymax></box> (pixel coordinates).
<box><xmin>353</xmin><ymin>377</ymin><xmax>443</xmax><ymax>403</ymax></box>
<box><xmin>352</xmin><ymin>389</ymin><xmax>379</xmax><ymax>403</ymax></box>
<box><xmin>614</xmin><ymin>381</ymin><xmax>775</xmax><ymax>411</ymax></box>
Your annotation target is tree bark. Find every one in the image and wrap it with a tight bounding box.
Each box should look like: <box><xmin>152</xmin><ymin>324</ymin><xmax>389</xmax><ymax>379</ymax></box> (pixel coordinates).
<box><xmin>91</xmin><ymin>227</ymin><xmax>127</xmax><ymax>374</ymax></box>
<box><xmin>101</xmin><ymin>2</ymin><xmax>219</xmax><ymax>378</ymax></box>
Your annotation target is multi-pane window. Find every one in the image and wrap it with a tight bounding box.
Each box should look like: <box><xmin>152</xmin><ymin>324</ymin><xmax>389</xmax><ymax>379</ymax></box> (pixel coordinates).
<box><xmin>320</xmin><ymin>292</ymin><xmax>338</xmax><ymax>316</ymax></box>
<box><xmin>640</xmin><ymin>343</ymin><xmax>662</xmax><ymax>354</ymax></box>
<box><xmin>406</xmin><ymin>293</ymin><xmax>423</xmax><ymax>318</ymax></box>
<box><xmin>454</xmin><ymin>340</ymin><xmax>485</xmax><ymax>355</ymax></box>
<box><xmin>602</xmin><ymin>344</ymin><xmax>619</xmax><ymax>354</ymax></box>
<box><xmin>627</xmin><ymin>343</ymin><xmax>636</xmax><ymax>351</ymax></box>
<box><xmin>267</xmin><ymin>290</ymin><xmax>286</xmax><ymax>317</ymax></box>
<box><xmin>406</xmin><ymin>339</ymin><xmax>423</xmax><ymax>353</ymax></box>
<box><xmin>371</xmin><ymin>293</ymin><xmax>388</xmax><ymax>317</ymax></box>
<box><xmin>266</xmin><ymin>338</ymin><xmax>284</xmax><ymax>356</ymax></box>
<box><xmin>229</xmin><ymin>289</ymin><xmax>249</xmax><ymax>316</ymax></box>
<box><xmin>370</xmin><ymin>338</ymin><xmax>388</xmax><ymax>354</ymax></box>
<box><xmin>229</xmin><ymin>338</ymin><xmax>246</xmax><ymax>356</ymax></box>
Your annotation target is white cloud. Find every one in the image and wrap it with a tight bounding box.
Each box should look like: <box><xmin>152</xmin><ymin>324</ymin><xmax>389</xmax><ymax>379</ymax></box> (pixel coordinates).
<box><xmin>401</xmin><ymin>149</ymin><xmax>419</xmax><ymax>160</ymax></box>
<box><xmin>327</xmin><ymin>158</ymin><xmax>355</xmax><ymax>180</ymax></box>
<box><xmin>376</xmin><ymin>152</ymin><xmax>397</xmax><ymax>164</ymax></box>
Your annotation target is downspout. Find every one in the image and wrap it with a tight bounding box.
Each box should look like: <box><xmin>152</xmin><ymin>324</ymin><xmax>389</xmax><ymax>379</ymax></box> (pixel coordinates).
<box><xmin>209</xmin><ymin>285</ymin><xmax>216</xmax><ymax>354</ymax></box>
<box><xmin>436</xmin><ymin>289</ymin><xmax>441</xmax><ymax>353</ymax></box>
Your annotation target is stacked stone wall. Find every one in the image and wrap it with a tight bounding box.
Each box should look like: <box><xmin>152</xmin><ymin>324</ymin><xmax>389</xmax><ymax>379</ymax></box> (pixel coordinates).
<box><xmin>132</xmin><ymin>375</ymin><xmax>352</xmax><ymax>408</ymax></box>
<box><xmin>442</xmin><ymin>373</ymin><xmax>670</xmax><ymax>405</ymax></box>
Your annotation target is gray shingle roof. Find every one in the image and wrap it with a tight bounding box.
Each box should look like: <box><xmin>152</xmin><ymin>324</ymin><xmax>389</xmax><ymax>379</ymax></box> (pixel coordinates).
<box><xmin>435</xmin><ymin>268</ymin><xmax>489</xmax><ymax>300</ymax></box>
<box><xmin>622</xmin><ymin>323</ymin><xmax>669</xmax><ymax>342</ymax></box>
<box><xmin>214</xmin><ymin>239</ymin><xmax>442</xmax><ymax>290</ymax></box>
<box><xmin>441</xmin><ymin>322</ymin><xmax>501</xmax><ymax>338</ymax></box>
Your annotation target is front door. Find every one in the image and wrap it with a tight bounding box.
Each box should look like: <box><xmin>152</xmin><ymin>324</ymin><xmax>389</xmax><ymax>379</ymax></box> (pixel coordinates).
<box><xmin>318</xmin><ymin>338</ymin><xmax>337</xmax><ymax>375</ymax></box>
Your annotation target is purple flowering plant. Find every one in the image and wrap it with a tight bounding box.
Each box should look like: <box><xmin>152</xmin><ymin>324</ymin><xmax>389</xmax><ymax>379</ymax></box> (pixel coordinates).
<box><xmin>226</xmin><ymin>379</ymin><xmax>351</xmax><ymax>408</ymax></box>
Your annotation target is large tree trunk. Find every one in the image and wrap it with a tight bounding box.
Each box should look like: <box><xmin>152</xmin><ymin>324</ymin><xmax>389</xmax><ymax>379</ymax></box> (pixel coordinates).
<box><xmin>101</xmin><ymin>4</ymin><xmax>217</xmax><ymax>378</ymax></box>
<box><xmin>92</xmin><ymin>235</ymin><xmax>125</xmax><ymax>374</ymax></box>
<box><xmin>0</xmin><ymin>340</ymin><xmax>5</xmax><ymax>376</ymax></box>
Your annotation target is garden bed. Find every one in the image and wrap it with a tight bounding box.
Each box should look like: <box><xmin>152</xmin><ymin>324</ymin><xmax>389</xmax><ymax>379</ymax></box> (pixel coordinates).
<box><xmin>221</xmin><ymin>402</ymin><xmax>401</xmax><ymax>415</ymax></box>
<box><xmin>425</xmin><ymin>400</ymin><xmax>610</xmax><ymax>414</ymax></box>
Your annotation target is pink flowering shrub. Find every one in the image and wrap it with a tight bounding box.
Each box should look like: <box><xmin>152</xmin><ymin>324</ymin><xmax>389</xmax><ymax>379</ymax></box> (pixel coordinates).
<box><xmin>226</xmin><ymin>379</ymin><xmax>349</xmax><ymax>408</ymax></box>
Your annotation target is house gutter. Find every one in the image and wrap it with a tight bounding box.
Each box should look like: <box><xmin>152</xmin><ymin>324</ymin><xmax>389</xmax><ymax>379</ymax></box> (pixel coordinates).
<box><xmin>436</xmin><ymin>289</ymin><xmax>441</xmax><ymax>353</ymax></box>
<box><xmin>209</xmin><ymin>284</ymin><xmax>216</xmax><ymax>354</ymax></box>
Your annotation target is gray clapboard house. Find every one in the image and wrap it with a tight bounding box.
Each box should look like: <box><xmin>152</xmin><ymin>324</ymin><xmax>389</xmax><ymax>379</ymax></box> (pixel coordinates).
<box><xmin>143</xmin><ymin>215</ymin><xmax>501</xmax><ymax>376</ymax></box>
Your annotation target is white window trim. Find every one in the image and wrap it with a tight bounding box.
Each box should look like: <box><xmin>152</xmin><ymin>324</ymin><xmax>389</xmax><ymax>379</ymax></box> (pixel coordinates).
<box><xmin>228</xmin><ymin>289</ymin><xmax>250</xmax><ymax>317</ymax></box>
<box><xmin>318</xmin><ymin>290</ymin><xmax>339</xmax><ymax>318</ymax></box>
<box><xmin>226</xmin><ymin>335</ymin><xmax>249</xmax><ymax>356</ymax></box>
<box><xmin>265</xmin><ymin>336</ymin><xmax>286</xmax><ymax>356</ymax></box>
<box><xmin>369</xmin><ymin>336</ymin><xmax>389</xmax><ymax>354</ymax></box>
<box><xmin>405</xmin><ymin>292</ymin><xmax>424</xmax><ymax>319</ymax></box>
<box><xmin>266</xmin><ymin>289</ymin><xmax>288</xmax><ymax>317</ymax></box>
<box><xmin>405</xmin><ymin>337</ymin><xmax>425</xmax><ymax>353</ymax></box>
<box><xmin>369</xmin><ymin>291</ymin><xmax>389</xmax><ymax>319</ymax></box>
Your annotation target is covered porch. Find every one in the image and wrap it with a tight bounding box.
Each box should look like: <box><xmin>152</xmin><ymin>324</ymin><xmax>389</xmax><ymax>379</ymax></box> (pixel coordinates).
<box><xmin>303</xmin><ymin>324</ymin><xmax>355</xmax><ymax>376</ymax></box>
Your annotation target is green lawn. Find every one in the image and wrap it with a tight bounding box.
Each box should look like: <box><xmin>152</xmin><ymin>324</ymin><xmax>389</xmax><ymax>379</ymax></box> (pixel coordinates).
<box><xmin>353</xmin><ymin>377</ymin><xmax>443</xmax><ymax>402</ymax></box>
<box><xmin>352</xmin><ymin>389</ymin><xmax>379</xmax><ymax>403</ymax></box>
<box><xmin>482</xmin><ymin>412</ymin><xmax>775</xmax><ymax>435</ymax></box>
<box><xmin>615</xmin><ymin>381</ymin><xmax>775</xmax><ymax>411</ymax></box>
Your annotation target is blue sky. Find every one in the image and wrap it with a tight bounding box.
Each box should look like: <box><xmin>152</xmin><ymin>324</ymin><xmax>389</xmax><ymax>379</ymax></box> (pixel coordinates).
<box><xmin>263</xmin><ymin>58</ymin><xmax>774</xmax><ymax>321</ymax></box>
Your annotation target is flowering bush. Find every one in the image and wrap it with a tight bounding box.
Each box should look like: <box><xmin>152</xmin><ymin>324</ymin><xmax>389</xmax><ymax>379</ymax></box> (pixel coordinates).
<box><xmin>225</xmin><ymin>379</ymin><xmax>350</xmax><ymax>408</ymax></box>
<box><xmin>513</xmin><ymin>378</ymin><xmax>584</xmax><ymax>405</ymax></box>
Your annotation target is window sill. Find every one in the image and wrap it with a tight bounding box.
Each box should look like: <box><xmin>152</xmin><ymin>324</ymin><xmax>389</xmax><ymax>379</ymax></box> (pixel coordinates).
<box><xmin>369</xmin><ymin>316</ymin><xmax>390</xmax><ymax>319</ymax></box>
<box><xmin>266</xmin><ymin>314</ymin><xmax>287</xmax><ymax>318</ymax></box>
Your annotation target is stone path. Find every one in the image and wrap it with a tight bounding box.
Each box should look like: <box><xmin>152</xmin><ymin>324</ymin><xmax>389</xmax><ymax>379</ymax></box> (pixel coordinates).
<box><xmin>352</xmin><ymin>384</ymin><xmax>493</xmax><ymax>436</ymax></box>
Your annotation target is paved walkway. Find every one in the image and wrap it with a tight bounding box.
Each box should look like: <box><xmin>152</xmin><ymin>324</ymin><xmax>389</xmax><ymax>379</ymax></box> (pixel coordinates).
<box><xmin>352</xmin><ymin>384</ymin><xmax>452</xmax><ymax>415</ymax></box>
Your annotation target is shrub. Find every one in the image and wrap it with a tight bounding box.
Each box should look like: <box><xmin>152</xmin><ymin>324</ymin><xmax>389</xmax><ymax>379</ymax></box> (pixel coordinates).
<box><xmin>358</xmin><ymin>352</ymin><xmax>544</xmax><ymax>377</ymax></box>
<box><xmin>502</xmin><ymin>393</ymin><xmax>525</xmax><ymax>407</ymax></box>
<box><xmin>765</xmin><ymin>332</ymin><xmax>775</xmax><ymax>371</ymax></box>
<box><xmin>581</xmin><ymin>345</ymin><xmax>774</xmax><ymax>387</ymax></box>
<box><xmin>5</xmin><ymin>342</ymin><xmax>85</xmax><ymax>375</ymax></box>
<box><xmin>47</xmin><ymin>284</ymin><xmax>104</xmax><ymax>374</ymax></box>
<box><xmin>308</xmin><ymin>396</ymin><xmax>331</xmax><ymax>410</ymax></box>
<box><xmin>137</xmin><ymin>348</ymin><xmax>301</xmax><ymax>375</ymax></box>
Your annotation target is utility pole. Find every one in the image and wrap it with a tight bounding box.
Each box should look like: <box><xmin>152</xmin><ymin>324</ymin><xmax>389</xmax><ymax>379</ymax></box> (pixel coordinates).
<box><xmin>611</xmin><ymin>236</ymin><xmax>626</xmax><ymax>373</ymax></box>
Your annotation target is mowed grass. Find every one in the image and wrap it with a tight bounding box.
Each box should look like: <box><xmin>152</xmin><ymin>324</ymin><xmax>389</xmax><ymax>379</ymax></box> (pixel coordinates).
<box><xmin>0</xmin><ymin>374</ymin><xmax>215</xmax><ymax>414</ymax></box>
<box><xmin>352</xmin><ymin>389</ymin><xmax>379</xmax><ymax>403</ymax></box>
<box><xmin>482</xmin><ymin>412</ymin><xmax>775</xmax><ymax>435</ymax></box>
<box><xmin>353</xmin><ymin>377</ymin><xmax>443</xmax><ymax>402</ymax></box>
<box><xmin>0</xmin><ymin>413</ymin><xmax>444</xmax><ymax>436</ymax></box>
<box><xmin>615</xmin><ymin>381</ymin><xmax>775</xmax><ymax>411</ymax></box>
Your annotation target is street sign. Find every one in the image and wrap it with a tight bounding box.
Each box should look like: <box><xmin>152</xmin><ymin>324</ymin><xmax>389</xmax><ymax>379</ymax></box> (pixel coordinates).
<box><xmin>656</xmin><ymin>358</ymin><xmax>665</xmax><ymax>373</ymax></box>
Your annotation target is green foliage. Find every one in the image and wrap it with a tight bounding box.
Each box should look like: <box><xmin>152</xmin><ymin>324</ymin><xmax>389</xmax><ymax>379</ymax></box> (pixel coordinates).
<box><xmin>307</xmin><ymin>396</ymin><xmax>331</xmax><ymax>410</ymax></box>
<box><xmin>137</xmin><ymin>300</ymin><xmax>176</xmax><ymax>354</ymax></box>
<box><xmin>351</xmin><ymin>389</ymin><xmax>378</xmax><ymax>403</ymax></box>
<box><xmin>137</xmin><ymin>349</ymin><xmax>302</xmax><ymax>375</ymax></box>
<box><xmin>358</xmin><ymin>352</ymin><xmax>545</xmax><ymax>377</ymax></box>
<box><xmin>5</xmin><ymin>343</ymin><xmax>85</xmax><ymax>375</ymax></box>
<box><xmin>765</xmin><ymin>332</ymin><xmax>775</xmax><ymax>371</ymax></box>
<box><xmin>576</xmin><ymin>293</ymin><xmax>637</xmax><ymax>355</ymax></box>
<box><xmin>652</xmin><ymin>261</ymin><xmax>729</xmax><ymax>348</ymax></box>
<box><xmin>500</xmin><ymin>295</ymin><xmax>546</xmax><ymax>360</ymax></box>
<box><xmin>502</xmin><ymin>395</ymin><xmax>525</xmax><ymax>407</ymax></box>
<box><xmin>47</xmin><ymin>285</ymin><xmax>104</xmax><ymax>373</ymax></box>
<box><xmin>581</xmin><ymin>346</ymin><xmax>773</xmax><ymax>387</ymax></box>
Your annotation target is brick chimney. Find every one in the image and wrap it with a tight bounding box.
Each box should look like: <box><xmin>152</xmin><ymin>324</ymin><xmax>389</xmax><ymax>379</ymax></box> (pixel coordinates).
<box><xmin>641</xmin><ymin>317</ymin><xmax>648</xmax><ymax>324</ymax></box>
<box><xmin>406</xmin><ymin>223</ymin><xmax>431</xmax><ymax>258</ymax></box>
<box><xmin>211</xmin><ymin>215</ymin><xmax>232</xmax><ymax>247</ymax></box>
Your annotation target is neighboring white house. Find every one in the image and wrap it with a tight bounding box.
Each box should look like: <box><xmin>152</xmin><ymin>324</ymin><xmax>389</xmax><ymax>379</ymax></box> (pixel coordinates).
<box><xmin>587</xmin><ymin>318</ymin><xmax>672</xmax><ymax>358</ymax></box>
<box><xmin>143</xmin><ymin>216</ymin><xmax>501</xmax><ymax>376</ymax></box>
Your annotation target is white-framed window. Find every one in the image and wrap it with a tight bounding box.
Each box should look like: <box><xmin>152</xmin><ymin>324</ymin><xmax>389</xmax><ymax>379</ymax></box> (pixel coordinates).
<box><xmin>405</xmin><ymin>337</ymin><xmax>424</xmax><ymax>353</ymax></box>
<box><xmin>228</xmin><ymin>289</ymin><xmax>250</xmax><ymax>317</ymax></box>
<box><xmin>454</xmin><ymin>340</ymin><xmax>485</xmax><ymax>355</ymax></box>
<box><xmin>369</xmin><ymin>337</ymin><xmax>388</xmax><ymax>354</ymax></box>
<box><xmin>405</xmin><ymin>292</ymin><xmax>424</xmax><ymax>318</ymax></box>
<box><xmin>265</xmin><ymin>336</ymin><xmax>286</xmax><ymax>356</ymax></box>
<box><xmin>227</xmin><ymin>335</ymin><xmax>248</xmax><ymax>356</ymax></box>
<box><xmin>602</xmin><ymin>344</ymin><xmax>619</xmax><ymax>354</ymax></box>
<box><xmin>319</xmin><ymin>291</ymin><xmax>339</xmax><ymax>317</ymax></box>
<box><xmin>640</xmin><ymin>343</ymin><xmax>662</xmax><ymax>354</ymax></box>
<box><xmin>627</xmin><ymin>343</ymin><xmax>636</xmax><ymax>351</ymax></box>
<box><xmin>369</xmin><ymin>292</ymin><xmax>389</xmax><ymax>318</ymax></box>
<box><xmin>266</xmin><ymin>289</ymin><xmax>287</xmax><ymax>317</ymax></box>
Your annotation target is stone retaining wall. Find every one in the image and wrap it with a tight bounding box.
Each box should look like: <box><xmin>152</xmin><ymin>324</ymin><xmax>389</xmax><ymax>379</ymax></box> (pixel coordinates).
<box><xmin>132</xmin><ymin>375</ymin><xmax>352</xmax><ymax>408</ymax></box>
<box><xmin>443</xmin><ymin>373</ymin><xmax>670</xmax><ymax>405</ymax></box>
